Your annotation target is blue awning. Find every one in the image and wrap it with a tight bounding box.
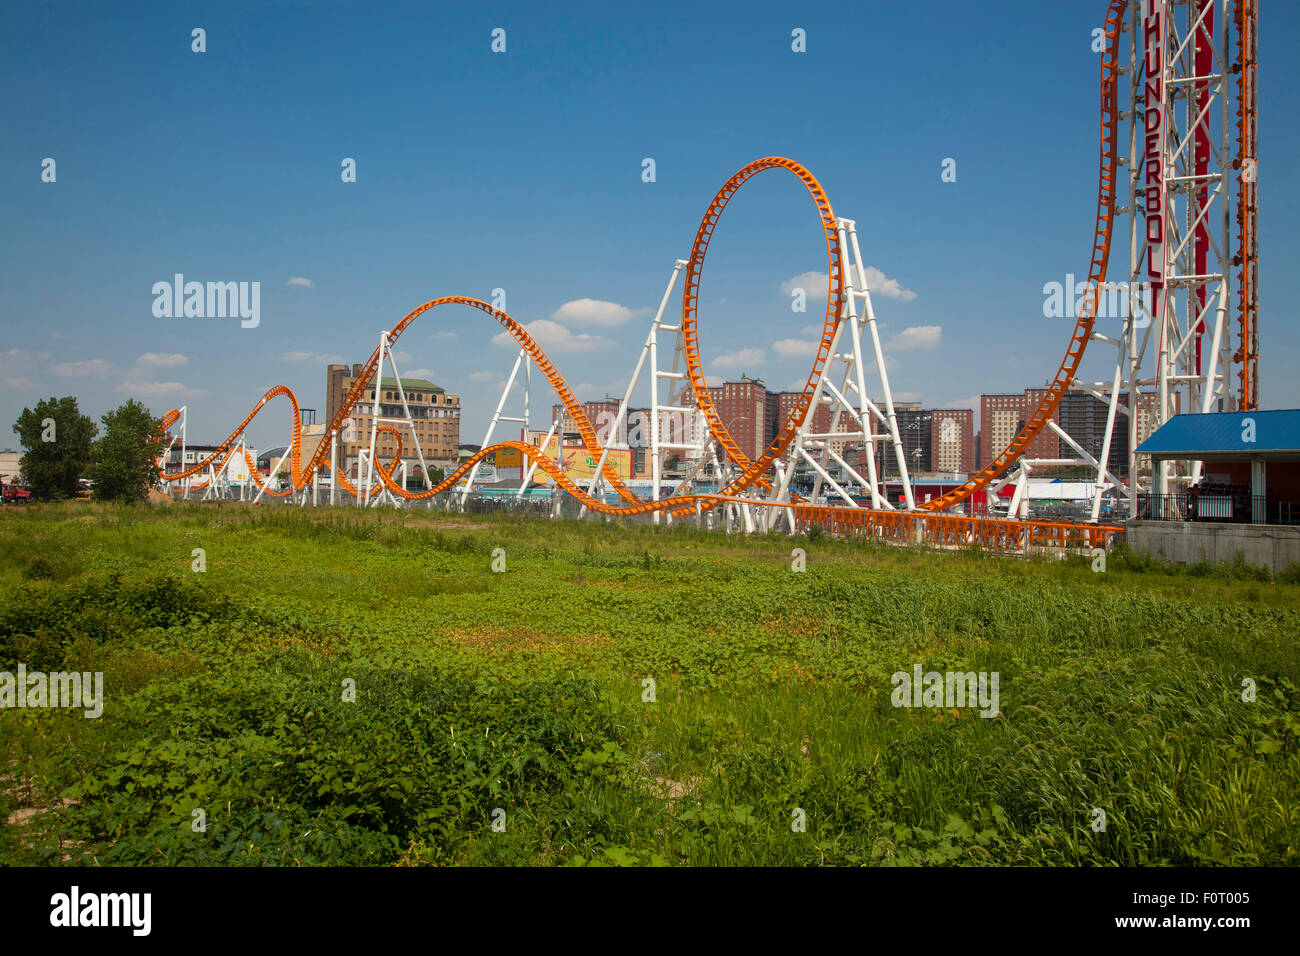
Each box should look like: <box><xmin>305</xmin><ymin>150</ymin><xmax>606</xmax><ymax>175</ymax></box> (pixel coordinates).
<box><xmin>1137</xmin><ymin>410</ymin><xmax>1300</xmax><ymax>458</ymax></box>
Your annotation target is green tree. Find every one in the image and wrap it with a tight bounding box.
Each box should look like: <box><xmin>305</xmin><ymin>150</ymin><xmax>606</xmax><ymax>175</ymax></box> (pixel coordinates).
<box><xmin>12</xmin><ymin>396</ymin><xmax>97</xmax><ymax>499</ymax></box>
<box><xmin>85</xmin><ymin>400</ymin><xmax>166</xmax><ymax>502</ymax></box>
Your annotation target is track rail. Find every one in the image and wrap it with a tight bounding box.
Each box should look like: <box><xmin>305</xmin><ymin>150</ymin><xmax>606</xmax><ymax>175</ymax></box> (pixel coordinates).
<box><xmin>920</xmin><ymin>0</ymin><xmax>1127</xmax><ymax>511</ymax></box>
<box><xmin>160</xmin><ymin>1</ymin><xmax>1134</xmax><ymax>533</ymax></box>
<box><xmin>1234</xmin><ymin>0</ymin><xmax>1259</xmax><ymax>410</ymax></box>
<box><xmin>679</xmin><ymin>157</ymin><xmax>844</xmax><ymax>498</ymax></box>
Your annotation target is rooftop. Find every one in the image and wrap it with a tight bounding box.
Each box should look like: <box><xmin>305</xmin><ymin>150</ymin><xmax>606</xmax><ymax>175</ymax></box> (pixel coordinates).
<box><xmin>1137</xmin><ymin>409</ymin><xmax>1300</xmax><ymax>459</ymax></box>
<box><xmin>377</xmin><ymin>377</ymin><xmax>443</xmax><ymax>393</ymax></box>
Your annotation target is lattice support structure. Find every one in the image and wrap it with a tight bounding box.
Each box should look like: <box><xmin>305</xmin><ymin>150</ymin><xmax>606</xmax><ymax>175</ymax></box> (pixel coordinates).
<box><xmin>765</xmin><ymin>217</ymin><xmax>913</xmax><ymax>532</ymax></box>
<box><xmin>1126</xmin><ymin>0</ymin><xmax>1243</xmax><ymax>495</ymax></box>
<box><xmin>152</xmin><ymin>2</ymin><xmax>1260</xmax><ymax>546</ymax></box>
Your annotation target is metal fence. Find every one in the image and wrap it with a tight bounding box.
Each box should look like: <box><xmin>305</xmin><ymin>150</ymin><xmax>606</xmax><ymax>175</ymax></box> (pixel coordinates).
<box><xmin>1135</xmin><ymin>493</ymin><xmax>1300</xmax><ymax>526</ymax></box>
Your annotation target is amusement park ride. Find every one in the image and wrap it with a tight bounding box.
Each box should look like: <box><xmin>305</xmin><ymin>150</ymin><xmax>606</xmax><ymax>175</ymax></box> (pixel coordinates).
<box><xmin>157</xmin><ymin>0</ymin><xmax>1259</xmax><ymax>551</ymax></box>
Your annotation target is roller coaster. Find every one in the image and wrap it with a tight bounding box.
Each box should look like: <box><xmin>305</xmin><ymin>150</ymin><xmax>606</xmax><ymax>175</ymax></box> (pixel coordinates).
<box><xmin>157</xmin><ymin>0</ymin><xmax>1258</xmax><ymax>553</ymax></box>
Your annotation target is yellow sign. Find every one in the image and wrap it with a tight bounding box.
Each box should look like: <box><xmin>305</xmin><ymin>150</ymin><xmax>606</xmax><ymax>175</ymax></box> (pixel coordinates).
<box><xmin>494</xmin><ymin>447</ymin><xmax>524</xmax><ymax>469</ymax></box>
<box><xmin>527</xmin><ymin>439</ymin><xmax>631</xmax><ymax>485</ymax></box>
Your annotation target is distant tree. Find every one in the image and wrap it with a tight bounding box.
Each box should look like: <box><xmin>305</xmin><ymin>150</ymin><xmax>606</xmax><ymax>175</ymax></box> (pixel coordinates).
<box><xmin>12</xmin><ymin>397</ymin><xmax>97</xmax><ymax>499</ymax></box>
<box><xmin>86</xmin><ymin>400</ymin><xmax>166</xmax><ymax>502</ymax></box>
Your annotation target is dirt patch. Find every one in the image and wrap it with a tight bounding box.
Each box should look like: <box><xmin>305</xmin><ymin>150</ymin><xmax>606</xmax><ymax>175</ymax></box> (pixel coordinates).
<box><xmin>649</xmin><ymin>776</ymin><xmax>698</xmax><ymax>802</ymax></box>
<box><xmin>439</xmin><ymin>626</ymin><xmax>610</xmax><ymax>651</ymax></box>
<box><xmin>395</xmin><ymin>517</ymin><xmax>484</xmax><ymax>531</ymax></box>
<box><xmin>6</xmin><ymin>795</ymin><xmax>77</xmax><ymax>827</ymax></box>
<box><xmin>2</xmin><ymin>771</ymin><xmax>85</xmax><ymax>862</ymax></box>
<box><xmin>758</xmin><ymin>615</ymin><xmax>820</xmax><ymax>640</ymax></box>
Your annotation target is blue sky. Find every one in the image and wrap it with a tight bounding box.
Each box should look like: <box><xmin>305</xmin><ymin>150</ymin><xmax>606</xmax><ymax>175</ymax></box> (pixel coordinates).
<box><xmin>2</xmin><ymin>0</ymin><xmax>1298</xmax><ymax>451</ymax></box>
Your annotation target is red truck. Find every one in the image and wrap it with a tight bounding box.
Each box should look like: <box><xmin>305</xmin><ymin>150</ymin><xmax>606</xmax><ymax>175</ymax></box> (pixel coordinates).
<box><xmin>1</xmin><ymin>475</ymin><xmax>32</xmax><ymax>504</ymax></box>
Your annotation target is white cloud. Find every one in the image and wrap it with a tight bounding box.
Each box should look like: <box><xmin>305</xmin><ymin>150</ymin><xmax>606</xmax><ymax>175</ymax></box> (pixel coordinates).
<box><xmin>711</xmin><ymin>347</ymin><xmax>765</xmax><ymax>370</ymax></box>
<box><xmin>287</xmin><ymin>277</ymin><xmax>313</xmax><ymax>288</ymax></box>
<box><xmin>392</xmin><ymin>350</ymin><xmax>412</xmax><ymax>363</ymax></box>
<box><xmin>863</xmin><ymin>267</ymin><xmax>917</xmax><ymax>302</ymax></box>
<box><xmin>137</xmin><ymin>352</ymin><xmax>188</xmax><ymax>368</ymax></box>
<box><xmin>432</xmin><ymin>331</ymin><xmax>457</xmax><ymax>341</ymax></box>
<box><xmin>888</xmin><ymin>325</ymin><xmax>942</xmax><ymax>350</ymax></box>
<box><xmin>116</xmin><ymin>380</ymin><xmax>203</xmax><ymax>399</ymax></box>
<box><xmin>772</xmin><ymin>338</ymin><xmax>819</xmax><ymax>359</ymax></box>
<box><xmin>780</xmin><ymin>271</ymin><xmax>834</xmax><ymax>301</ymax></box>
<box><xmin>781</xmin><ymin>267</ymin><xmax>917</xmax><ymax>302</ymax></box>
<box><xmin>943</xmin><ymin>395</ymin><xmax>981</xmax><ymax>411</ymax></box>
<box><xmin>51</xmin><ymin>359</ymin><xmax>112</xmax><ymax>377</ymax></box>
<box><xmin>404</xmin><ymin>368</ymin><xmax>437</xmax><ymax>380</ymax></box>
<box><xmin>5</xmin><ymin>377</ymin><xmax>32</xmax><ymax>389</ymax></box>
<box><xmin>493</xmin><ymin>319</ymin><xmax>611</xmax><ymax>353</ymax></box>
<box><xmin>800</xmin><ymin>324</ymin><xmax>825</xmax><ymax>337</ymax></box>
<box><xmin>552</xmin><ymin>298</ymin><xmax>643</xmax><ymax>327</ymax></box>
<box><xmin>468</xmin><ymin>371</ymin><xmax>499</xmax><ymax>382</ymax></box>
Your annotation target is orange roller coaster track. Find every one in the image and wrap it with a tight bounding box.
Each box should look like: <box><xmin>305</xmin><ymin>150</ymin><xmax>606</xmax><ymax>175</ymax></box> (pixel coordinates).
<box><xmin>921</xmin><ymin>0</ymin><xmax>1126</xmax><ymax>511</ymax></box>
<box><xmin>159</xmin><ymin>0</ymin><xmax>1134</xmax><ymax>532</ymax></box>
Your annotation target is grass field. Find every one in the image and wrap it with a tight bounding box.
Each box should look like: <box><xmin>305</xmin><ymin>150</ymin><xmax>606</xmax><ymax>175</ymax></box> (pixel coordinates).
<box><xmin>1</xmin><ymin>501</ymin><xmax>1297</xmax><ymax>866</ymax></box>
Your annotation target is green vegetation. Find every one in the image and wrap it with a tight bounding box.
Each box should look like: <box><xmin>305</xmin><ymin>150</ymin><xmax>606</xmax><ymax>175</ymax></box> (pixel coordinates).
<box><xmin>85</xmin><ymin>400</ymin><xmax>166</xmax><ymax>503</ymax></box>
<box><xmin>11</xmin><ymin>396</ymin><xmax>97</xmax><ymax>499</ymax></box>
<box><xmin>1</xmin><ymin>503</ymin><xmax>1297</xmax><ymax>866</ymax></box>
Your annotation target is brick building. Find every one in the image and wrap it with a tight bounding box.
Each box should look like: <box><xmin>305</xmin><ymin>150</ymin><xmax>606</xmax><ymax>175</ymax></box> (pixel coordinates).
<box><xmin>980</xmin><ymin>386</ymin><xmax>1170</xmax><ymax>477</ymax></box>
<box><xmin>325</xmin><ymin>363</ymin><xmax>460</xmax><ymax>473</ymax></box>
<box><xmin>775</xmin><ymin>391</ymin><xmax>842</xmax><ymax>458</ymax></box>
<box><xmin>979</xmin><ymin>389</ymin><xmax>1059</xmax><ymax>467</ymax></box>
<box><xmin>1057</xmin><ymin>389</ymin><xmax>1168</xmax><ymax>477</ymax></box>
<box><xmin>930</xmin><ymin>408</ymin><xmax>975</xmax><ymax>475</ymax></box>
<box><xmin>680</xmin><ymin>376</ymin><xmax>776</xmax><ymax>463</ymax></box>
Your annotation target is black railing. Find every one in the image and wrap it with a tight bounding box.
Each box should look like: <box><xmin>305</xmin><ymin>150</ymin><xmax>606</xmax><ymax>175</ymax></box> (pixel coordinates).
<box><xmin>1135</xmin><ymin>493</ymin><xmax>1300</xmax><ymax>526</ymax></box>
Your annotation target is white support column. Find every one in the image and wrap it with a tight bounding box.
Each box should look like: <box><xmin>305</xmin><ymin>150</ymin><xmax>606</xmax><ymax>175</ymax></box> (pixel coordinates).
<box><xmin>520</xmin><ymin>420</ymin><xmax>558</xmax><ymax>499</ymax></box>
<box><xmin>178</xmin><ymin>406</ymin><xmax>189</xmax><ymax>500</ymax></box>
<box><xmin>254</xmin><ymin>446</ymin><xmax>292</xmax><ymax>504</ymax></box>
<box><xmin>384</xmin><ymin>350</ymin><xmax>434</xmax><ymax>497</ymax></box>
<box><xmin>329</xmin><ymin>430</ymin><xmax>339</xmax><ymax>506</ymax></box>
<box><xmin>362</xmin><ymin>331</ymin><xmax>387</xmax><ymax>507</ymax></box>
<box><xmin>463</xmin><ymin>348</ymin><xmax>527</xmax><ymax>506</ymax></box>
<box><xmin>583</xmin><ymin>260</ymin><xmax>686</xmax><ymax>517</ymax></box>
<box><xmin>772</xmin><ymin>219</ymin><xmax>907</xmax><ymax>515</ymax></box>
<box><xmin>845</xmin><ymin>221</ymin><xmax>914</xmax><ymax>509</ymax></box>
<box><xmin>356</xmin><ymin>450</ymin><xmax>368</xmax><ymax>508</ymax></box>
<box><xmin>1191</xmin><ymin>281</ymin><xmax>1230</xmax><ymax>484</ymax></box>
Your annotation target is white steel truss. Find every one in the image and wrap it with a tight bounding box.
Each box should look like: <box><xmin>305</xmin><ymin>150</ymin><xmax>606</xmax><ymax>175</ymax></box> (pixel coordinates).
<box><xmin>764</xmin><ymin>217</ymin><xmax>914</xmax><ymax>532</ymax></box>
<box><xmin>359</xmin><ymin>329</ymin><xmax>437</xmax><ymax>509</ymax></box>
<box><xmin>1125</xmin><ymin>0</ymin><xmax>1239</xmax><ymax>496</ymax></box>
<box><xmin>1044</xmin><ymin>0</ymin><xmax>1248</xmax><ymax>521</ymax></box>
<box><xmin>582</xmin><ymin>259</ymin><xmax>719</xmax><ymax>524</ymax></box>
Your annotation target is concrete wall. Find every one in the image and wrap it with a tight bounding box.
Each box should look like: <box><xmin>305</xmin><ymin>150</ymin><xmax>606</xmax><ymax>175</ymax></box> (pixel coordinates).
<box><xmin>1126</xmin><ymin>520</ymin><xmax>1300</xmax><ymax>572</ymax></box>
